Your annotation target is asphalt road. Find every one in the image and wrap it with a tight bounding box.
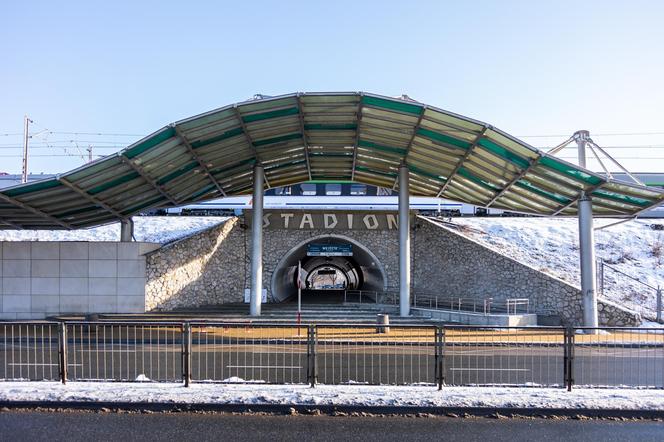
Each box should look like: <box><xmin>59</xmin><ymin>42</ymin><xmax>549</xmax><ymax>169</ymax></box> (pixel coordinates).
<box><xmin>1</xmin><ymin>412</ymin><xmax>664</xmax><ymax>442</ymax></box>
<box><xmin>2</xmin><ymin>336</ymin><xmax>663</xmax><ymax>387</ymax></box>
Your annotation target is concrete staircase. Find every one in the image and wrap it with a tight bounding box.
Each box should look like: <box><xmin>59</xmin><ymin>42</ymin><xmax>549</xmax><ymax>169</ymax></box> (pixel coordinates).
<box><xmin>70</xmin><ymin>302</ymin><xmax>439</xmax><ymax>325</ymax></box>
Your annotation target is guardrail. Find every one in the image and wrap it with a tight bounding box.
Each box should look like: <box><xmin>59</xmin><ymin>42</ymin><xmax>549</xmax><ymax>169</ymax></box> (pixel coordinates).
<box><xmin>1</xmin><ymin>321</ymin><xmax>663</xmax><ymax>390</ymax></box>
<box><xmin>343</xmin><ymin>290</ymin><xmax>530</xmax><ymax>315</ymax></box>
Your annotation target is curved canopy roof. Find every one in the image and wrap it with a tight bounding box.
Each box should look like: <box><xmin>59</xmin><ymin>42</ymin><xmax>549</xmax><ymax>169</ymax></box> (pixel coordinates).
<box><xmin>1</xmin><ymin>92</ymin><xmax>663</xmax><ymax>229</ymax></box>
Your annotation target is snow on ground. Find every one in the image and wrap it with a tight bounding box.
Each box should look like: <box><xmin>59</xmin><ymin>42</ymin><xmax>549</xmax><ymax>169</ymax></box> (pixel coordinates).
<box><xmin>0</xmin><ymin>216</ymin><xmax>229</xmax><ymax>244</ymax></box>
<box><xmin>443</xmin><ymin>217</ymin><xmax>664</xmax><ymax>319</ymax></box>
<box><xmin>2</xmin><ymin>381</ymin><xmax>664</xmax><ymax>410</ymax></box>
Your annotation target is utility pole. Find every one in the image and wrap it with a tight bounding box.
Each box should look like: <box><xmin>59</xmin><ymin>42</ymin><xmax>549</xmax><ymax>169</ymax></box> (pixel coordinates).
<box><xmin>87</xmin><ymin>145</ymin><xmax>93</xmax><ymax>163</ymax></box>
<box><xmin>22</xmin><ymin>115</ymin><xmax>32</xmax><ymax>183</ymax></box>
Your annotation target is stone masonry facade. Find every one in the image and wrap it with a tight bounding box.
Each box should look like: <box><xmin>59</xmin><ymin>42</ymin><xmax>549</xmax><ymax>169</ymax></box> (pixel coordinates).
<box><xmin>145</xmin><ymin>218</ymin><xmax>245</xmax><ymax>310</ymax></box>
<box><xmin>412</xmin><ymin>217</ymin><xmax>640</xmax><ymax>326</ymax></box>
<box><xmin>144</xmin><ymin>214</ymin><xmax>641</xmax><ymax>326</ymax></box>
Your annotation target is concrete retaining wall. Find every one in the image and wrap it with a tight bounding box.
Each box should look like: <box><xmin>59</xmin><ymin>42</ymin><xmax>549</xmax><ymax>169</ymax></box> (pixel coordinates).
<box><xmin>0</xmin><ymin>241</ymin><xmax>159</xmax><ymax>319</ymax></box>
<box><xmin>411</xmin><ymin>308</ymin><xmax>538</xmax><ymax>326</ymax></box>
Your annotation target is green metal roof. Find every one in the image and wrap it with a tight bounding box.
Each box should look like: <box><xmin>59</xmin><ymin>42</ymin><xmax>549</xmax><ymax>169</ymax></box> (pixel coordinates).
<box><xmin>1</xmin><ymin>91</ymin><xmax>663</xmax><ymax>230</ymax></box>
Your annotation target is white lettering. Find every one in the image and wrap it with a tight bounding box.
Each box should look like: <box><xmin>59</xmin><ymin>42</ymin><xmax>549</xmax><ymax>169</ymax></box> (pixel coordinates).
<box><xmin>363</xmin><ymin>214</ymin><xmax>379</xmax><ymax>230</ymax></box>
<box><xmin>262</xmin><ymin>213</ymin><xmax>272</xmax><ymax>228</ymax></box>
<box><xmin>281</xmin><ymin>213</ymin><xmax>294</xmax><ymax>228</ymax></box>
<box><xmin>386</xmin><ymin>214</ymin><xmax>398</xmax><ymax>230</ymax></box>
<box><xmin>324</xmin><ymin>213</ymin><xmax>338</xmax><ymax>229</ymax></box>
<box><xmin>300</xmin><ymin>213</ymin><xmax>314</xmax><ymax>229</ymax></box>
<box><xmin>347</xmin><ymin>214</ymin><xmax>354</xmax><ymax>229</ymax></box>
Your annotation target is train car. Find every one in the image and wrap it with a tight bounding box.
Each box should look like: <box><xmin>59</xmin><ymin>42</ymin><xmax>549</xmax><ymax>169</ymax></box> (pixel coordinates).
<box><xmin>161</xmin><ymin>183</ymin><xmax>502</xmax><ymax>217</ymax></box>
<box><xmin>160</xmin><ymin>179</ymin><xmax>664</xmax><ymax>218</ymax></box>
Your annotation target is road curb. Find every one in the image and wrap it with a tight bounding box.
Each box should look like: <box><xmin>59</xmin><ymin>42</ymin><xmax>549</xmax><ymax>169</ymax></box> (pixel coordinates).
<box><xmin>1</xmin><ymin>401</ymin><xmax>663</xmax><ymax>419</ymax></box>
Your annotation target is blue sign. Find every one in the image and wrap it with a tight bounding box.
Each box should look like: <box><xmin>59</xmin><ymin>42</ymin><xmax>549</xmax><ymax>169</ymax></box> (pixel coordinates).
<box><xmin>307</xmin><ymin>243</ymin><xmax>353</xmax><ymax>257</ymax></box>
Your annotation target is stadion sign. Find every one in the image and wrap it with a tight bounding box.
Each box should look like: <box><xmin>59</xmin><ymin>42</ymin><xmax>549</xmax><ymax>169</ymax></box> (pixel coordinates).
<box><xmin>245</xmin><ymin>210</ymin><xmax>413</xmax><ymax>231</ymax></box>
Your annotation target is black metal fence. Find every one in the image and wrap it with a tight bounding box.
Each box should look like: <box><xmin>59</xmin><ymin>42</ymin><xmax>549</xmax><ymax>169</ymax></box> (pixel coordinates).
<box><xmin>1</xmin><ymin>321</ymin><xmax>663</xmax><ymax>390</ymax></box>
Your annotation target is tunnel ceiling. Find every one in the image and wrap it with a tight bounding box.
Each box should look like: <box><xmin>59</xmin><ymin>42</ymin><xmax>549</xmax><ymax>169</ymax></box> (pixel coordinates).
<box><xmin>2</xmin><ymin>92</ymin><xmax>663</xmax><ymax>230</ymax></box>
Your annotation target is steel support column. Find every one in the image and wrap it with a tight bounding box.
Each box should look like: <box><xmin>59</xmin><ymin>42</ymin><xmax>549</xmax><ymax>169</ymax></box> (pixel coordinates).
<box><xmin>575</xmin><ymin>130</ymin><xmax>590</xmax><ymax>168</ymax></box>
<box><xmin>576</xmin><ymin>130</ymin><xmax>598</xmax><ymax>329</ymax></box>
<box><xmin>120</xmin><ymin>218</ymin><xmax>134</xmax><ymax>242</ymax></box>
<box><xmin>250</xmin><ymin>164</ymin><xmax>264</xmax><ymax>316</ymax></box>
<box><xmin>398</xmin><ymin>164</ymin><xmax>410</xmax><ymax>317</ymax></box>
<box><xmin>579</xmin><ymin>194</ymin><xmax>598</xmax><ymax>328</ymax></box>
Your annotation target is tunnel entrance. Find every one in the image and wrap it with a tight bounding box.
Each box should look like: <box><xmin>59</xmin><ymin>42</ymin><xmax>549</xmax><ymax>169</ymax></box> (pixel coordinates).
<box><xmin>270</xmin><ymin>234</ymin><xmax>387</xmax><ymax>303</ymax></box>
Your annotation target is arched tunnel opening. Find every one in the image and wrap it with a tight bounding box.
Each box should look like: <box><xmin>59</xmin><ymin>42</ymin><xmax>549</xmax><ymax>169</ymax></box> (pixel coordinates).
<box><xmin>270</xmin><ymin>235</ymin><xmax>386</xmax><ymax>303</ymax></box>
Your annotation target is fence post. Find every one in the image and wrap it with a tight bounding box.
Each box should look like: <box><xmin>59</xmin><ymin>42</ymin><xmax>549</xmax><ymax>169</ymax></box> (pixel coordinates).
<box><xmin>58</xmin><ymin>322</ymin><xmax>67</xmax><ymax>385</ymax></box>
<box><xmin>182</xmin><ymin>323</ymin><xmax>192</xmax><ymax>387</ymax></box>
<box><xmin>307</xmin><ymin>325</ymin><xmax>317</xmax><ymax>388</ymax></box>
<box><xmin>563</xmin><ymin>327</ymin><xmax>575</xmax><ymax>391</ymax></box>
<box><xmin>435</xmin><ymin>326</ymin><xmax>444</xmax><ymax>390</ymax></box>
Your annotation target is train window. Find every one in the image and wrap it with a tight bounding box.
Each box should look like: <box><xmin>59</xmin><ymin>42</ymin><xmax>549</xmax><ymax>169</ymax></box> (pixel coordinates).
<box><xmin>377</xmin><ymin>187</ymin><xmax>393</xmax><ymax>196</ymax></box>
<box><xmin>274</xmin><ymin>186</ymin><xmax>292</xmax><ymax>195</ymax></box>
<box><xmin>301</xmin><ymin>184</ymin><xmax>317</xmax><ymax>196</ymax></box>
<box><xmin>350</xmin><ymin>184</ymin><xmax>367</xmax><ymax>195</ymax></box>
<box><xmin>325</xmin><ymin>184</ymin><xmax>342</xmax><ymax>195</ymax></box>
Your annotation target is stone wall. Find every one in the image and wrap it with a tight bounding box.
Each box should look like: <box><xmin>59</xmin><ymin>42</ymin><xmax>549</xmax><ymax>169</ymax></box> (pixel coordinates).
<box><xmin>0</xmin><ymin>241</ymin><xmax>159</xmax><ymax>320</ymax></box>
<box><xmin>412</xmin><ymin>217</ymin><xmax>641</xmax><ymax>326</ymax></box>
<box><xmin>142</xmin><ymin>214</ymin><xmax>641</xmax><ymax>326</ymax></box>
<box><xmin>598</xmin><ymin>298</ymin><xmax>642</xmax><ymax>327</ymax></box>
<box><xmin>145</xmin><ymin>218</ymin><xmax>245</xmax><ymax>310</ymax></box>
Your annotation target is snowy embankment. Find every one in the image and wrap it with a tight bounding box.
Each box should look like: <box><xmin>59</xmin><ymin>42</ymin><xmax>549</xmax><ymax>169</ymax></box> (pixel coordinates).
<box><xmin>446</xmin><ymin>218</ymin><xmax>664</xmax><ymax>318</ymax></box>
<box><xmin>2</xmin><ymin>382</ymin><xmax>664</xmax><ymax>410</ymax></box>
<box><xmin>0</xmin><ymin>216</ymin><xmax>229</xmax><ymax>245</ymax></box>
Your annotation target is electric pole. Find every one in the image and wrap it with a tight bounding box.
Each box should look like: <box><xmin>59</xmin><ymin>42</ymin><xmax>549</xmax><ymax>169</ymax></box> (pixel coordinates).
<box><xmin>22</xmin><ymin>115</ymin><xmax>32</xmax><ymax>183</ymax></box>
<box><xmin>87</xmin><ymin>145</ymin><xmax>93</xmax><ymax>163</ymax></box>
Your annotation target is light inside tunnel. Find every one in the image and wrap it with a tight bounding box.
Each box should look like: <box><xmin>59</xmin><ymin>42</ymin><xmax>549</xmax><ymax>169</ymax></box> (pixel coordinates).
<box><xmin>306</xmin><ymin>264</ymin><xmax>350</xmax><ymax>290</ymax></box>
<box><xmin>270</xmin><ymin>235</ymin><xmax>386</xmax><ymax>302</ymax></box>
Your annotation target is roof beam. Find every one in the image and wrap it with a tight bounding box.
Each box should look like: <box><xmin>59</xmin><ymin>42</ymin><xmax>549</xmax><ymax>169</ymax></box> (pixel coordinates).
<box><xmin>485</xmin><ymin>155</ymin><xmax>541</xmax><ymax>208</ymax></box>
<box><xmin>350</xmin><ymin>94</ymin><xmax>365</xmax><ymax>181</ymax></box>
<box><xmin>295</xmin><ymin>94</ymin><xmax>312</xmax><ymax>181</ymax></box>
<box><xmin>392</xmin><ymin>105</ymin><xmax>427</xmax><ymax>189</ymax></box>
<box><xmin>551</xmin><ymin>182</ymin><xmax>605</xmax><ymax>216</ymax></box>
<box><xmin>57</xmin><ymin>177</ymin><xmax>127</xmax><ymax>220</ymax></box>
<box><xmin>119</xmin><ymin>155</ymin><xmax>179</xmax><ymax>206</ymax></box>
<box><xmin>0</xmin><ymin>193</ymin><xmax>73</xmax><ymax>229</ymax></box>
<box><xmin>172</xmin><ymin>125</ymin><xmax>227</xmax><ymax>197</ymax></box>
<box><xmin>436</xmin><ymin>126</ymin><xmax>489</xmax><ymax>198</ymax></box>
<box><xmin>233</xmin><ymin>106</ymin><xmax>271</xmax><ymax>189</ymax></box>
<box><xmin>0</xmin><ymin>218</ymin><xmax>23</xmax><ymax>229</ymax></box>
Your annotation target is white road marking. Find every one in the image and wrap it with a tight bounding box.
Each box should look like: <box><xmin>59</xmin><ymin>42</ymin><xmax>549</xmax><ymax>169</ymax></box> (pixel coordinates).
<box><xmin>8</xmin><ymin>363</ymin><xmax>82</xmax><ymax>367</ymax></box>
<box><xmin>449</xmin><ymin>368</ymin><xmax>530</xmax><ymax>372</ymax></box>
<box><xmin>226</xmin><ymin>365</ymin><xmax>301</xmax><ymax>369</ymax></box>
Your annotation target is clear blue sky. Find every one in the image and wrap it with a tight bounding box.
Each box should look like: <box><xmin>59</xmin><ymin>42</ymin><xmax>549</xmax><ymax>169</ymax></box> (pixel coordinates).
<box><xmin>1</xmin><ymin>0</ymin><xmax>663</xmax><ymax>174</ymax></box>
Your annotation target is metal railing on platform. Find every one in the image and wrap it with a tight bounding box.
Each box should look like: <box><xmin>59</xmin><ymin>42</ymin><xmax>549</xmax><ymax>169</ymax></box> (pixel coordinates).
<box><xmin>1</xmin><ymin>321</ymin><xmax>663</xmax><ymax>390</ymax></box>
<box><xmin>343</xmin><ymin>290</ymin><xmax>530</xmax><ymax>315</ymax></box>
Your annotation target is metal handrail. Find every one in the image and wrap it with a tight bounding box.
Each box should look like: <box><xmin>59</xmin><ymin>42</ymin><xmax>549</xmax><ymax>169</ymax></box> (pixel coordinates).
<box><xmin>343</xmin><ymin>290</ymin><xmax>530</xmax><ymax>315</ymax></box>
<box><xmin>597</xmin><ymin>258</ymin><xmax>663</xmax><ymax>322</ymax></box>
